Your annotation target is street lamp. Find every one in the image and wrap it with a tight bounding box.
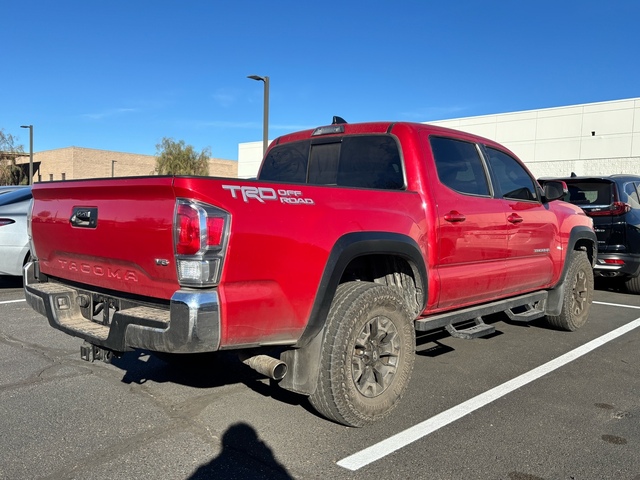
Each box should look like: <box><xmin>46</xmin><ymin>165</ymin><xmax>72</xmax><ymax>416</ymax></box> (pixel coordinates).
<box><xmin>247</xmin><ymin>75</ymin><xmax>270</xmax><ymax>156</ymax></box>
<box><xmin>20</xmin><ymin>125</ymin><xmax>33</xmax><ymax>185</ymax></box>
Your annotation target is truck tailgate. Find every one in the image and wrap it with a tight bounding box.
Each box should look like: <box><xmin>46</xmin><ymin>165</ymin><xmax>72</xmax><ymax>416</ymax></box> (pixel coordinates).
<box><xmin>31</xmin><ymin>177</ymin><xmax>179</xmax><ymax>299</ymax></box>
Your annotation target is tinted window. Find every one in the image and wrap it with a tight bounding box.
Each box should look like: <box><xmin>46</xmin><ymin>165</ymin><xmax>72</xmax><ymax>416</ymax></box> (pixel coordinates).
<box><xmin>258</xmin><ymin>135</ymin><xmax>404</xmax><ymax>190</ymax></box>
<box><xmin>561</xmin><ymin>181</ymin><xmax>613</xmax><ymax>205</ymax></box>
<box><xmin>335</xmin><ymin>136</ymin><xmax>403</xmax><ymax>190</ymax></box>
<box><xmin>308</xmin><ymin>142</ymin><xmax>340</xmax><ymax>185</ymax></box>
<box><xmin>259</xmin><ymin>141</ymin><xmax>310</xmax><ymax>183</ymax></box>
<box><xmin>621</xmin><ymin>182</ymin><xmax>640</xmax><ymax>208</ymax></box>
<box><xmin>485</xmin><ymin>147</ymin><xmax>538</xmax><ymax>201</ymax></box>
<box><xmin>430</xmin><ymin>136</ymin><xmax>490</xmax><ymax>196</ymax></box>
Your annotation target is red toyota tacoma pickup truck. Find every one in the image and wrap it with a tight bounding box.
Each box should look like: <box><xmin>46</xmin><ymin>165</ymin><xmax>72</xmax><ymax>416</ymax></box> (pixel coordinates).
<box><xmin>24</xmin><ymin>119</ymin><xmax>597</xmax><ymax>427</ymax></box>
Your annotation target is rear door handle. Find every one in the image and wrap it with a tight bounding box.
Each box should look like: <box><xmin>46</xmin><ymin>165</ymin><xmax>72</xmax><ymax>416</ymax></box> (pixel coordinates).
<box><xmin>508</xmin><ymin>213</ymin><xmax>523</xmax><ymax>224</ymax></box>
<box><xmin>444</xmin><ymin>211</ymin><xmax>466</xmax><ymax>223</ymax></box>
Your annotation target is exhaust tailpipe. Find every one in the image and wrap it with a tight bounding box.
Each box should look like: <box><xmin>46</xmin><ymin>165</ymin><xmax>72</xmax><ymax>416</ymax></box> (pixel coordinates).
<box><xmin>242</xmin><ymin>354</ymin><xmax>287</xmax><ymax>381</ymax></box>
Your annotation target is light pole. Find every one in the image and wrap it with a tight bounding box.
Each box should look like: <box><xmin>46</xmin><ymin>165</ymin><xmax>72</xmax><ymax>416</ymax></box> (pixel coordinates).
<box><xmin>247</xmin><ymin>75</ymin><xmax>269</xmax><ymax>156</ymax></box>
<box><xmin>20</xmin><ymin>125</ymin><xmax>33</xmax><ymax>185</ymax></box>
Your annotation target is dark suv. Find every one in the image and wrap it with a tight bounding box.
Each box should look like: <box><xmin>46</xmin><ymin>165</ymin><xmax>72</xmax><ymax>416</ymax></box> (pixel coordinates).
<box><xmin>540</xmin><ymin>175</ymin><xmax>640</xmax><ymax>293</ymax></box>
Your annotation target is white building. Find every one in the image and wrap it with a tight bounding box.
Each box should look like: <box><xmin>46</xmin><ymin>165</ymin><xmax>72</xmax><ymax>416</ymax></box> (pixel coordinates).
<box><xmin>237</xmin><ymin>97</ymin><xmax>640</xmax><ymax>179</ymax></box>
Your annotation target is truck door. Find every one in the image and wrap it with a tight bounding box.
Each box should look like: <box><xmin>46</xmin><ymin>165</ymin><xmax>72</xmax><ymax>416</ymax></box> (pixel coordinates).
<box><xmin>428</xmin><ymin>136</ymin><xmax>508</xmax><ymax>308</ymax></box>
<box><xmin>483</xmin><ymin>146</ymin><xmax>557</xmax><ymax>292</ymax></box>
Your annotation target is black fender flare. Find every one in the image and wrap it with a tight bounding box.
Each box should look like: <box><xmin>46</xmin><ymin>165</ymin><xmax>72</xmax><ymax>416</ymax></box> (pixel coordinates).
<box><xmin>297</xmin><ymin>231</ymin><xmax>427</xmax><ymax>347</ymax></box>
<box><xmin>278</xmin><ymin>231</ymin><xmax>427</xmax><ymax>395</ymax></box>
<box><xmin>546</xmin><ymin>225</ymin><xmax>597</xmax><ymax>316</ymax></box>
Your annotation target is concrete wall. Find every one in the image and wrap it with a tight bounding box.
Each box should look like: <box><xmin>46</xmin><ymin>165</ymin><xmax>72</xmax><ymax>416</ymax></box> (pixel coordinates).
<box><xmin>236</xmin><ymin>97</ymin><xmax>640</xmax><ymax>180</ymax></box>
<box><xmin>429</xmin><ymin>97</ymin><xmax>640</xmax><ymax>178</ymax></box>
<box><xmin>17</xmin><ymin>147</ymin><xmax>238</xmax><ymax>181</ymax></box>
<box><xmin>238</xmin><ymin>141</ymin><xmax>266</xmax><ymax>178</ymax></box>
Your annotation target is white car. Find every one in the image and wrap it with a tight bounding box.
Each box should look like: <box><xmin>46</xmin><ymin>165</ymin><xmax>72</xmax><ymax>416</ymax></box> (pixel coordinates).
<box><xmin>0</xmin><ymin>187</ymin><xmax>32</xmax><ymax>276</ymax></box>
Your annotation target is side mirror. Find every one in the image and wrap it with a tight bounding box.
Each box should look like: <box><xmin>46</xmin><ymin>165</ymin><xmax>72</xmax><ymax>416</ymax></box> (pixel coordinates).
<box><xmin>541</xmin><ymin>180</ymin><xmax>568</xmax><ymax>202</ymax></box>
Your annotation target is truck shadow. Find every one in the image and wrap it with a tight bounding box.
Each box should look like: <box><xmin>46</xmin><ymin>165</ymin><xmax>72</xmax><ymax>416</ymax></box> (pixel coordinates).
<box><xmin>113</xmin><ymin>351</ymin><xmax>247</xmax><ymax>389</ymax></box>
<box><xmin>0</xmin><ymin>275</ymin><xmax>24</xmax><ymax>289</ymax></box>
<box><xmin>112</xmin><ymin>350</ymin><xmax>310</xmax><ymax>410</ymax></box>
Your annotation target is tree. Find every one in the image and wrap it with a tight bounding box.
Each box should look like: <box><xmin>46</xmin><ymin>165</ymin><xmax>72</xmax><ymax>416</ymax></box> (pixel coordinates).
<box><xmin>0</xmin><ymin>129</ymin><xmax>26</xmax><ymax>185</ymax></box>
<box><xmin>154</xmin><ymin>137</ymin><xmax>210</xmax><ymax>176</ymax></box>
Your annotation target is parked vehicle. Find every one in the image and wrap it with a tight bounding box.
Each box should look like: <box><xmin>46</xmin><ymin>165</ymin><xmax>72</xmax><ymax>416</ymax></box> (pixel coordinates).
<box><xmin>23</xmin><ymin>120</ymin><xmax>596</xmax><ymax>426</ymax></box>
<box><xmin>539</xmin><ymin>175</ymin><xmax>640</xmax><ymax>293</ymax></box>
<box><xmin>0</xmin><ymin>185</ymin><xmax>29</xmax><ymax>195</ymax></box>
<box><xmin>0</xmin><ymin>187</ymin><xmax>32</xmax><ymax>276</ymax></box>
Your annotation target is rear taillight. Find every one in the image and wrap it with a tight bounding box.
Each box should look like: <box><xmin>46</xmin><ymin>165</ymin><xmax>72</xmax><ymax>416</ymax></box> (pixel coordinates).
<box><xmin>174</xmin><ymin>199</ymin><xmax>230</xmax><ymax>287</ymax></box>
<box><xmin>601</xmin><ymin>259</ymin><xmax>625</xmax><ymax>265</ymax></box>
<box><xmin>586</xmin><ymin>201</ymin><xmax>631</xmax><ymax>216</ymax></box>
<box><xmin>0</xmin><ymin>219</ymin><xmax>15</xmax><ymax>226</ymax></box>
<box><xmin>176</xmin><ymin>203</ymin><xmax>203</xmax><ymax>255</ymax></box>
<box><xmin>206</xmin><ymin>217</ymin><xmax>224</xmax><ymax>247</ymax></box>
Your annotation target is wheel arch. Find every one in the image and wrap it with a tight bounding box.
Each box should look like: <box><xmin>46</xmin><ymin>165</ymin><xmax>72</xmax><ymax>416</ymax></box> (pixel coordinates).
<box><xmin>278</xmin><ymin>232</ymin><xmax>426</xmax><ymax>396</ymax></box>
<box><xmin>566</xmin><ymin>225</ymin><xmax>597</xmax><ymax>268</ymax></box>
<box><xmin>296</xmin><ymin>231</ymin><xmax>427</xmax><ymax>348</ymax></box>
<box><xmin>546</xmin><ymin>225</ymin><xmax>597</xmax><ymax>316</ymax></box>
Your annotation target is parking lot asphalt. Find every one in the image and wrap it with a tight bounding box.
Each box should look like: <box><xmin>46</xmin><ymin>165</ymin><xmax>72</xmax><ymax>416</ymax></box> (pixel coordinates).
<box><xmin>1</xmin><ymin>276</ymin><xmax>639</xmax><ymax>480</ymax></box>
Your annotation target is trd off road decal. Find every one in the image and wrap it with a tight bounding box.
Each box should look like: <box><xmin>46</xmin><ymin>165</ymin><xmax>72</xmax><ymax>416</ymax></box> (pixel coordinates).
<box><xmin>222</xmin><ymin>185</ymin><xmax>314</xmax><ymax>205</ymax></box>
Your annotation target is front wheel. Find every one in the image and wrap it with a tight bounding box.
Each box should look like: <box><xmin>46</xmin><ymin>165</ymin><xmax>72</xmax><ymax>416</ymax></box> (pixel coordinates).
<box><xmin>308</xmin><ymin>281</ymin><xmax>415</xmax><ymax>427</ymax></box>
<box><xmin>546</xmin><ymin>250</ymin><xmax>594</xmax><ymax>331</ymax></box>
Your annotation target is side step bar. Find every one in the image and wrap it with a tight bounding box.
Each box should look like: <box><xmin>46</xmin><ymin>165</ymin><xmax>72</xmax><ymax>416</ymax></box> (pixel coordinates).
<box><xmin>415</xmin><ymin>291</ymin><xmax>548</xmax><ymax>339</ymax></box>
<box><xmin>505</xmin><ymin>303</ymin><xmax>546</xmax><ymax>322</ymax></box>
<box><xmin>445</xmin><ymin>317</ymin><xmax>495</xmax><ymax>339</ymax></box>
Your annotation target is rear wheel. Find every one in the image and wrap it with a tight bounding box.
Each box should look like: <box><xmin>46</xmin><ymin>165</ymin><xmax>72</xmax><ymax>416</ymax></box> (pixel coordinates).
<box><xmin>309</xmin><ymin>281</ymin><xmax>415</xmax><ymax>427</ymax></box>
<box><xmin>546</xmin><ymin>250</ymin><xmax>593</xmax><ymax>331</ymax></box>
<box><xmin>624</xmin><ymin>275</ymin><xmax>640</xmax><ymax>294</ymax></box>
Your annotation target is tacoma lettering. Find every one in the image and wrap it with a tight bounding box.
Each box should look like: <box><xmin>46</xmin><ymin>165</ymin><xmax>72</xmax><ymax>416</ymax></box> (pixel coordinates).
<box><xmin>57</xmin><ymin>260</ymin><xmax>138</xmax><ymax>282</ymax></box>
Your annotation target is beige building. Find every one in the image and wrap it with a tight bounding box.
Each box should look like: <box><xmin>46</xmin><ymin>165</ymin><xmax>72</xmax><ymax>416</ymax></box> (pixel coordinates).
<box><xmin>237</xmin><ymin>97</ymin><xmax>640</xmax><ymax>179</ymax></box>
<box><xmin>16</xmin><ymin>146</ymin><xmax>237</xmax><ymax>182</ymax></box>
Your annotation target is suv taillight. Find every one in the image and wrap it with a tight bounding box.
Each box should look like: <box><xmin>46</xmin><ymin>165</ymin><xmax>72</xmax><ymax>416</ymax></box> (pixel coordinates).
<box><xmin>174</xmin><ymin>199</ymin><xmax>230</xmax><ymax>286</ymax></box>
<box><xmin>586</xmin><ymin>201</ymin><xmax>631</xmax><ymax>217</ymax></box>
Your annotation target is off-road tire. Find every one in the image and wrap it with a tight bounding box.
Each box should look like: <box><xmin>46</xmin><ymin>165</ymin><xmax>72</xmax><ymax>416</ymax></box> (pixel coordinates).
<box><xmin>308</xmin><ymin>281</ymin><xmax>415</xmax><ymax>427</ymax></box>
<box><xmin>624</xmin><ymin>275</ymin><xmax>640</xmax><ymax>294</ymax></box>
<box><xmin>546</xmin><ymin>250</ymin><xmax>593</xmax><ymax>331</ymax></box>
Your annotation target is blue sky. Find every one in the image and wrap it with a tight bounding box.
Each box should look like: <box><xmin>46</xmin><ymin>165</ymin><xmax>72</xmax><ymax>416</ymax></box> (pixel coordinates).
<box><xmin>2</xmin><ymin>1</ymin><xmax>639</xmax><ymax>161</ymax></box>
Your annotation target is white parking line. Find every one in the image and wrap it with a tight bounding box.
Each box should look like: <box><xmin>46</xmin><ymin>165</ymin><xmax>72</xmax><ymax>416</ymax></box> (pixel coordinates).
<box><xmin>338</xmin><ymin>306</ymin><xmax>640</xmax><ymax>471</ymax></box>
<box><xmin>0</xmin><ymin>299</ymin><xmax>26</xmax><ymax>305</ymax></box>
<box><xmin>594</xmin><ymin>300</ymin><xmax>640</xmax><ymax>309</ymax></box>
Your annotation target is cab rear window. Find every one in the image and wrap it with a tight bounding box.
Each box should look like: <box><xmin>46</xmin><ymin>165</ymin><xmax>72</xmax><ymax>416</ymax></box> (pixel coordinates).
<box><xmin>259</xmin><ymin>135</ymin><xmax>405</xmax><ymax>190</ymax></box>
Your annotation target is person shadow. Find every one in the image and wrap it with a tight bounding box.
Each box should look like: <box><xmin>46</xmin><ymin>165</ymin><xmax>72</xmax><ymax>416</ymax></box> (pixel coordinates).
<box><xmin>188</xmin><ymin>422</ymin><xmax>293</xmax><ymax>479</ymax></box>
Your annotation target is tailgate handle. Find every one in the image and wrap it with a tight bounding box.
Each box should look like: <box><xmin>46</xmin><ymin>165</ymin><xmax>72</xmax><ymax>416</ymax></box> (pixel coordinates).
<box><xmin>70</xmin><ymin>207</ymin><xmax>98</xmax><ymax>228</ymax></box>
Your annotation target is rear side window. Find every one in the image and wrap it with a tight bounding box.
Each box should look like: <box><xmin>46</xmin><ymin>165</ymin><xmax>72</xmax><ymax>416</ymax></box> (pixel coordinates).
<box><xmin>485</xmin><ymin>147</ymin><xmax>538</xmax><ymax>201</ymax></box>
<box><xmin>430</xmin><ymin>136</ymin><xmax>490</xmax><ymax>196</ymax></box>
<box><xmin>259</xmin><ymin>135</ymin><xmax>404</xmax><ymax>190</ymax></box>
<box><xmin>621</xmin><ymin>182</ymin><xmax>640</xmax><ymax>208</ymax></box>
